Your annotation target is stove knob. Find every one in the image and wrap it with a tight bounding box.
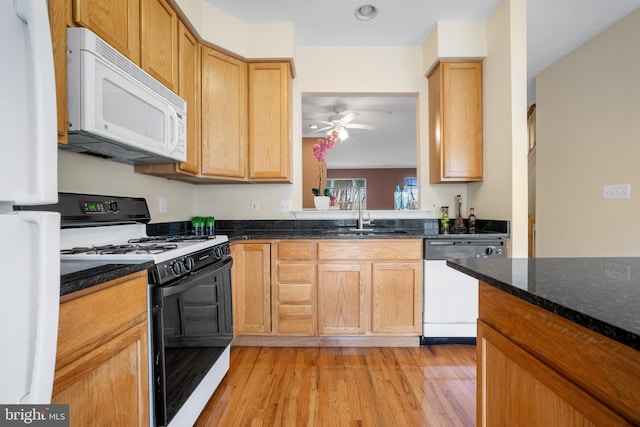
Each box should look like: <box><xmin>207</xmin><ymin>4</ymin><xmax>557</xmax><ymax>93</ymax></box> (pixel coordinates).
<box><xmin>484</xmin><ymin>246</ymin><xmax>494</xmax><ymax>257</ymax></box>
<box><xmin>109</xmin><ymin>201</ymin><xmax>119</xmax><ymax>212</ymax></box>
<box><xmin>184</xmin><ymin>257</ymin><xmax>195</xmax><ymax>271</ymax></box>
<box><xmin>170</xmin><ymin>260</ymin><xmax>182</xmax><ymax>275</ymax></box>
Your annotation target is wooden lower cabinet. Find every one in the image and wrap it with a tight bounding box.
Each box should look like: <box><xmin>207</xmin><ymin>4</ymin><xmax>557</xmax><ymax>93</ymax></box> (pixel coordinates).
<box><xmin>231</xmin><ymin>242</ymin><xmax>272</xmax><ymax>335</ymax></box>
<box><xmin>371</xmin><ymin>262</ymin><xmax>422</xmax><ymax>334</ymax></box>
<box><xmin>478</xmin><ymin>282</ymin><xmax>640</xmax><ymax>426</ymax></box>
<box><xmin>274</xmin><ymin>241</ymin><xmax>315</xmax><ymax>335</ymax></box>
<box><xmin>317</xmin><ymin>263</ymin><xmax>368</xmax><ymax>335</ymax></box>
<box><xmin>233</xmin><ymin>239</ymin><xmax>423</xmax><ymax>342</ymax></box>
<box><xmin>51</xmin><ymin>271</ymin><xmax>149</xmax><ymax>427</ymax></box>
<box><xmin>317</xmin><ymin>240</ymin><xmax>423</xmax><ymax>336</ymax></box>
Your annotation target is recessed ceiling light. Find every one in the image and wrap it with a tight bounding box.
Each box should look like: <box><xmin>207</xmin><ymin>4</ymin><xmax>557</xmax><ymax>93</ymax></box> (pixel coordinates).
<box><xmin>354</xmin><ymin>4</ymin><xmax>378</xmax><ymax>21</ymax></box>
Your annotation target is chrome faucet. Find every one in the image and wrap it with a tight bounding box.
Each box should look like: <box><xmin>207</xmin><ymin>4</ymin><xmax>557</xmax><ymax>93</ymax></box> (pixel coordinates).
<box><xmin>356</xmin><ymin>187</ymin><xmax>371</xmax><ymax>230</ymax></box>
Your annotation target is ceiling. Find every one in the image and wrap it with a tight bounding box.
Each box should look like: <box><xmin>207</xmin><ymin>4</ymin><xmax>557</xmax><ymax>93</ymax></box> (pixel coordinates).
<box><xmin>205</xmin><ymin>0</ymin><xmax>640</xmax><ymax>167</ymax></box>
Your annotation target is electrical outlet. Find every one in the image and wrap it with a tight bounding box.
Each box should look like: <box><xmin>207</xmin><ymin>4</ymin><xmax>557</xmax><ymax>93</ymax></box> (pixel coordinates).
<box><xmin>603</xmin><ymin>184</ymin><xmax>630</xmax><ymax>199</ymax></box>
<box><xmin>158</xmin><ymin>197</ymin><xmax>167</xmax><ymax>213</ymax></box>
<box><xmin>604</xmin><ymin>262</ymin><xmax>631</xmax><ymax>280</ymax></box>
<box><xmin>280</xmin><ymin>199</ymin><xmax>292</xmax><ymax>212</ymax></box>
<box><xmin>250</xmin><ymin>200</ymin><xmax>259</xmax><ymax>212</ymax></box>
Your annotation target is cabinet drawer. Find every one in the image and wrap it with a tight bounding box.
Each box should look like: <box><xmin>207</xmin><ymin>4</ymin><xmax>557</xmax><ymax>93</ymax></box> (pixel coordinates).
<box><xmin>56</xmin><ymin>272</ymin><xmax>148</xmax><ymax>369</ymax></box>
<box><xmin>277</xmin><ymin>263</ymin><xmax>313</xmax><ymax>282</ymax></box>
<box><xmin>278</xmin><ymin>305</ymin><xmax>313</xmax><ymax>335</ymax></box>
<box><xmin>278</xmin><ymin>283</ymin><xmax>312</xmax><ymax>304</ymax></box>
<box><xmin>276</xmin><ymin>241</ymin><xmax>314</xmax><ymax>261</ymax></box>
<box><xmin>318</xmin><ymin>240</ymin><xmax>422</xmax><ymax>261</ymax></box>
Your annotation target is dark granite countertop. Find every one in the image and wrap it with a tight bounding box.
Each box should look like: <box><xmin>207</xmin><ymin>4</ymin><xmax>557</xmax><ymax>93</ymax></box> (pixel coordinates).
<box><xmin>447</xmin><ymin>257</ymin><xmax>640</xmax><ymax>351</ymax></box>
<box><xmin>60</xmin><ymin>260</ymin><xmax>153</xmax><ymax>297</ymax></box>
<box><xmin>224</xmin><ymin>229</ymin><xmax>508</xmax><ymax>241</ymax></box>
<box><xmin>209</xmin><ymin>218</ymin><xmax>510</xmax><ymax>241</ymax></box>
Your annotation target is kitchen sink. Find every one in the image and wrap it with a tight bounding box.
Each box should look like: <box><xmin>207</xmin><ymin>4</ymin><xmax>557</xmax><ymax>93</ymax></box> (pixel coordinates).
<box><xmin>327</xmin><ymin>228</ymin><xmax>414</xmax><ymax>235</ymax></box>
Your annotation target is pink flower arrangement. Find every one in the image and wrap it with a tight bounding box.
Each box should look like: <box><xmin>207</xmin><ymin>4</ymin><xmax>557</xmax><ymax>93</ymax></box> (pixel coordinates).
<box><xmin>312</xmin><ymin>130</ymin><xmax>338</xmax><ymax>196</ymax></box>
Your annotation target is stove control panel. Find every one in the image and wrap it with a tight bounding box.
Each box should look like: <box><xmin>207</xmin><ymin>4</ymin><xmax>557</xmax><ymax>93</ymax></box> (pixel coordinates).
<box><xmin>150</xmin><ymin>242</ymin><xmax>231</xmax><ymax>285</ymax></box>
<box><xmin>81</xmin><ymin>200</ymin><xmax>119</xmax><ymax>214</ymax></box>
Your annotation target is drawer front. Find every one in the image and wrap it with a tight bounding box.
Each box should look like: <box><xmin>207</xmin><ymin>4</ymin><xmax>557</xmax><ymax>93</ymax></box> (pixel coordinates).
<box><xmin>56</xmin><ymin>272</ymin><xmax>148</xmax><ymax>369</ymax></box>
<box><xmin>318</xmin><ymin>239</ymin><xmax>422</xmax><ymax>261</ymax></box>
<box><xmin>277</xmin><ymin>263</ymin><xmax>313</xmax><ymax>282</ymax></box>
<box><xmin>276</xmin><ymin>241</ymin><xmax>314</xmax><ymax>261</ymax></box>
<box><xmin>278</xmin><ymin>283</ymin><xmax>313</xmax><ymax>304</ymax></box>
<box><xmin>278</xmin><ymin>305</ymin><xmax>313</xmax><ymax>335</ymax></box>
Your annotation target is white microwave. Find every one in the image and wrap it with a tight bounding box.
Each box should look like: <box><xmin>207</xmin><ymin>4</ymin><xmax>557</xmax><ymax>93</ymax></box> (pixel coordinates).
<box><xmin>64</xmin><ymin>27</ymin><xmax>186</xmax><ymax>165</ymax></box>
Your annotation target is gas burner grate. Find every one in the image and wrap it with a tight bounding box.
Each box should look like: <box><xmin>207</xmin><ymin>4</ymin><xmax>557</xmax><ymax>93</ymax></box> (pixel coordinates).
<box><xmin>61</xmin><ymin>243</ymin><xmax>179</xmax><ymax>255</ymax></box>
<box><xmin>128</xmin><ymin>235</ymin><xmax>213</xmax><ymax>244</ymax></box>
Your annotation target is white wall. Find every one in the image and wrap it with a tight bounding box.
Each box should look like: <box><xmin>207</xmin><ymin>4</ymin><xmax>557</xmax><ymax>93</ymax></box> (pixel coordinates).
<box><xmin>536</xmin><ymin>8</ymin><xmax>640</xmax><ymax>257</ymax></box>
<box><xmin>58</xmin><ymin>151</ymin><xmax>197</xmax><ymax>222</ymax></box>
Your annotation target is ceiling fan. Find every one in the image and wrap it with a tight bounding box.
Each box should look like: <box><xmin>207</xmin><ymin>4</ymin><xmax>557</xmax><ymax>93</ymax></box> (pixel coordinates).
<box><xmin>306</xmin><ymin>109</ymin><xmax>375</xmax><ymax>139</ymax></box>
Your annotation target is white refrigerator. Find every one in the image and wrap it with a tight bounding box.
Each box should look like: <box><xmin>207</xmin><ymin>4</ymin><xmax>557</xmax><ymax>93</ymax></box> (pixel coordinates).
<box><xmin>0</xmin><ymin>0</ymin><xmax>61</xmax><ymax>403</ymax></box>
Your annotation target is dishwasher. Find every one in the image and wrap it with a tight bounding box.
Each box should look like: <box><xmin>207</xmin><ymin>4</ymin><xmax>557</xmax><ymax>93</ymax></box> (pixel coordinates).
<box><xmin>421</xmin><ymin>239</ymin><xmax>505</xmax><ymax>345</ymax></box>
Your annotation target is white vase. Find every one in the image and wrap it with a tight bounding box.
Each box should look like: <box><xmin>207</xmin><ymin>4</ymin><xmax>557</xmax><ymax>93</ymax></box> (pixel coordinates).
<box><xmin>314</xmin><ymin>196</ymin><xmax>330</xmax><ymax>210</ymax></box>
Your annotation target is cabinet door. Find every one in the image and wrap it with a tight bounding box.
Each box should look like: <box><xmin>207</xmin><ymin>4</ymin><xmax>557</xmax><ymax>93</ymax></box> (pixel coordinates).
<box><xmin>317</xmin><ymin>263</ymin><xmax>368</xmax><ymax>335</ymax></box>
<box><xmin>201</xmin><ymin>47</ymin><xmax>248</xmax><ymax>180</ymax></box>
<box><xmin>140</xmin><ymin>0</ymin><xmax>178</xmax><ymax>92</ymax></box>
<box><xmin>49</xmin><ymin>0</ymin><xmax>68</xmax><ymax>144</ymax></box>
<box><xmin>72</xmin><ymin>0</ymin><xmax>140</xmax><ymax>63</ymax></box>
<box><xmin>248</xmin><ymin>62</ymin><xmax>291</xmax><ymax>182</ymax></box>
<box><xmin>478</xmin><ymin>322</ymin><xmax>629</xmax><ymax>427</ymax></box>
<box><xmin>52</xmin><ymin>272</ymin><xmax>149</xmax><ymax>426</ymax></box>
<box><xmin>428</xmin><ymin>61</ymin><xmax>483</xmax><ymax>182</ymax></box>
<box><xmin>231</xmin><ymin>243</ymin><xmax>271</xmax><ymax>334</ymax></box>
<box><xmin>52</xmin><ymin>322</ymin><xmax>150</xmax><ymax>427</ymax></box>
<box><xmin>176</xmin><ymin>20</ymin><xmax>201</xmax><ymax>174</ymax></box>
<box><xmin>371</xmin><ymin>262</ymin><xmax>422</xmax><ymax>334</ymax></box>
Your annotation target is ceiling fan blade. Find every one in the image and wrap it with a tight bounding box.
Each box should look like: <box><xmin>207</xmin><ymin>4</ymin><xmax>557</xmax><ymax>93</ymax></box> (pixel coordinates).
<box><xmin>313</xmin><ymin>125</ymin><xmax>335</xmax><ymax>133</ymax></box>
<box><xmin>339</xmin><ymin>111</ymin><xmax>360</xmax><ymax>123</ymax></box>
<box><xmin>345</xmin><ymin>123</ymin><xmax>376</xmax><ymax>130</ymax></box>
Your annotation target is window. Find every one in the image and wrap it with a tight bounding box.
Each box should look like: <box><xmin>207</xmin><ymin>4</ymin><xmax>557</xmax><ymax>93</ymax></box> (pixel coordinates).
<box><xmin>326</xmin><ymin>178</ymin><xmax>366</xmax><ymax>210</ymax></box>
<box><xmin>404</xmin><ymin>177</ymin><xmax>418</xmax><ymax>210</ymax></box>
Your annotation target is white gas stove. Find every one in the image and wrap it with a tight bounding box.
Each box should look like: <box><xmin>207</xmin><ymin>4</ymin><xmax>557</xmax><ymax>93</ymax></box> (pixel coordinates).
<box><xmin>49</xmin><ymin>193</ymin><xmax>233</xmax><ymax>427</ymax></box>
<box><xmin>60</xmin><ymin>222</ymin><xmax>229</xmax><ymax>272</ymax></box>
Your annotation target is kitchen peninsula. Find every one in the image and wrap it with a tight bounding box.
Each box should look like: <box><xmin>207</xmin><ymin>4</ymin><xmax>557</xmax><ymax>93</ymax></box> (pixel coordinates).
<box><xmin>447</xmin><ymin>257</ymin><xmax>640</xmax><ymax>426</ymax></box>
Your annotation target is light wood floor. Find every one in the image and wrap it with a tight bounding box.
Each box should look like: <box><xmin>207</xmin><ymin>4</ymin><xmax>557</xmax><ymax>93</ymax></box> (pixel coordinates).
<box><xmin>196</xmin><ymin>345</ymin><xmax>476</xmax><ymax>426</ymax></box>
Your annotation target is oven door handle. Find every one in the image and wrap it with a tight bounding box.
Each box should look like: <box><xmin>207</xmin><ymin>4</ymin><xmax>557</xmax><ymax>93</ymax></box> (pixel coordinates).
<box><xmin>160</xmin><ymin>257</ymin><xmax>233</xmax><ymax>298</ymax></box>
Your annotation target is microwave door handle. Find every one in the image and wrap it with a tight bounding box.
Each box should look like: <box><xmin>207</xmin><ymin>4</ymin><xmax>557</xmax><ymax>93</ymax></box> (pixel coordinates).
<box><xmin>15</xmin><ymin>0</ymin><xmax>58</xmax><ymax>204</ymax></box>
<box><xmin>168</xmin><ymin>106</ymin><xmax>178</xmax><ymax>154</ymax></box>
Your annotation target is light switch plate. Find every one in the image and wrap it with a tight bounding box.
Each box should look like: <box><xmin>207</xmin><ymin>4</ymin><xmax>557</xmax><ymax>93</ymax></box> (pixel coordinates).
<box><xmin>158</xmin><ymin>197</ymin><xmax>167</xmax><ymax>213</ymax></box>
<box><xmin>603</xmin><ymin>184</ymin><xmax>630</xmax><ymax>199</ymax></box>
<box><xmin>280</xmin><ymin>199</ymin><xmax>292</xmax><ymax>212</ymax></box>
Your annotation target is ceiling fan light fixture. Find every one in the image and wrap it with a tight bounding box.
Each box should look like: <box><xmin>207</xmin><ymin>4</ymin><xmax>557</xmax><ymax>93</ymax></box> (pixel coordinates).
<box><xmin>309</xmin><ymin>124</ymin><xmax>318</xmax><ymax>130</ymax></box>
<box><xmin>354</xmin><ymin>4</ymin><xmax>378</xmax><ymax>21</ymax></box>
<box><xmin>338</xmin><ymin>127</ymin><xmax>349</xmax><ymax>141</ymax></box>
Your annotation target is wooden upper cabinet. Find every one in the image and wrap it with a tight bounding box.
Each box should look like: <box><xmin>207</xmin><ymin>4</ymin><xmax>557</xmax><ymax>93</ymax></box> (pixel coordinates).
<box><xmin>428</xmin><ymin>60</ymin><xmax>483</xmax><ymax>183</ymax></box>
<box><xmin>201</xmin><ymin>47</ymin><xmax>248</xmax><ymax>180</ymax></box>
<box><xmin>176</xmin><ymin>21</ymin><xmax>201</xmax><ymax>175</ymax></box>
<box><xmin>248</xmin><ymin>62</ymin><xmax>292</xmax><ymax>182</ymax></box>
<box><xmin>49</xmin><ymin>0</ymin><xmax>68</xmax><ymax>144</ymax></box>
<box><xmin>140</xmin><ymin>0</ymin><xmax>178</xmax><ymax>92</ymax></box>
<box><xmin>72</xmin><ymin>0</ymin><xmax>141</xmax><ymax>64</ymax></box>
